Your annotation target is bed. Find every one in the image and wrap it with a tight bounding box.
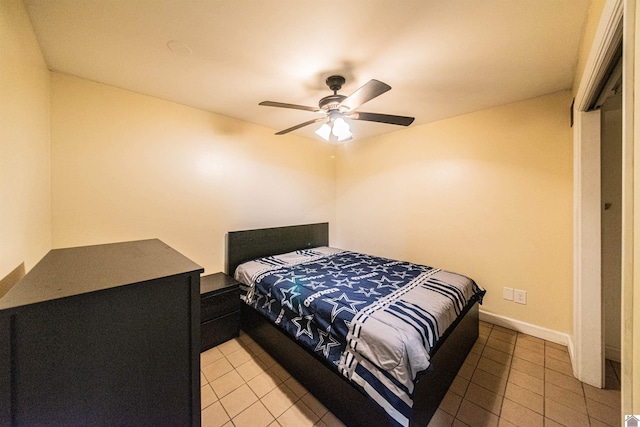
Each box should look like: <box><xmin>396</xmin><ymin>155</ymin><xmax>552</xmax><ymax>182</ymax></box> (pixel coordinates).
<box><xmin>226</xmin><ymin>223</ymin><xmax>483</xmax><ymax>426</ymax></box>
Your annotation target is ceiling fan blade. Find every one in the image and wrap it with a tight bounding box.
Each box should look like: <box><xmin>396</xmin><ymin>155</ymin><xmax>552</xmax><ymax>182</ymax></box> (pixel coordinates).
<box><xmin>347</xmin><ymin>112</ymin><xmax>415</xmax><ymax>126</ymax></box>
<box><xmin>275</xmin><ymin>117</ymin><xmax>325</xmax><ymax>135</ymax></box>
<box><xmin>340</xmin><ymin>79</ymin><xmax>391</xmax><ymax>111</ymax></box>
<box><xmin>259</xmin><ymin>101</ymin><xmax>320</xmax><ymax>112</ymax></box>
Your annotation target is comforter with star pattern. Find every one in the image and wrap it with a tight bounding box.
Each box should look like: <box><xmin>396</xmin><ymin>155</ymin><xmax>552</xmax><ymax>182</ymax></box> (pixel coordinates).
<box><xmin>235</xmin><ymin>247</ymin><xmax>484</xmax><ymax>427</ymax></box>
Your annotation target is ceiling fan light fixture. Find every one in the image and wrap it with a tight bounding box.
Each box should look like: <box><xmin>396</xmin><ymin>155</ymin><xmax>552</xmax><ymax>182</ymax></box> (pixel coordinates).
<box><xmin>315</xmin><ymin>123</ymin><xmax>331</xmax><ymax>141</ymax></box>
<box><xmin>332</xmin><ymin>117</ymin><xmax>349</xmax><ymax>136</ymax></box>
<box><xmin>315</xmin><ymin>114</ymin><xmax>352</xmax><ymax>143</ymax></box>
<box><xmin>332</xmin><ymin>117</ymin><xmax>352</xmax><ymax>142</ymax></box>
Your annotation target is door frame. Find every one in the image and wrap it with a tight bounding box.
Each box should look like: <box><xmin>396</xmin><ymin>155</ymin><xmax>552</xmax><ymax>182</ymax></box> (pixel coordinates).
<box><xmin>573</xmin><ymin>0</ymin><xmax>623</xmax><ymax>388</ymax></box>
<box><xmin>621</xmin><ymin>0</ymin><xmax>635</xmax><ymax>414</ymax></box>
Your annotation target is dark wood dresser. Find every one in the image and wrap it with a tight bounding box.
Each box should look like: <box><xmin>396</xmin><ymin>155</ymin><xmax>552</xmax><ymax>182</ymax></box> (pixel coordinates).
<box><xmin>200</xmin><ymin>272</ymin><xmax>240</xmax><ymax>351</ymax></box>
<box><xmin>0</xmin><ymin>239</ymin><xmax>203</xmax><ymax>427</ymax></box>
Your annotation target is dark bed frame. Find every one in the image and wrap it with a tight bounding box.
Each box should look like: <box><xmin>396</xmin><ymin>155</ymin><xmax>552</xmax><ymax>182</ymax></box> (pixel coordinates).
<box><xmin>226</xmin><ymin>223</ymin><xmax>478</xmax><ymax>426</ymax></box>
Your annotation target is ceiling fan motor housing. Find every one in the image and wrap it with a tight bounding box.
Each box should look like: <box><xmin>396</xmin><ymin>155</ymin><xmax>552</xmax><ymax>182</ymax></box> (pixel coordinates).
<box><xmin>325</xmin><ymin>75</ymin><xmax>346</xmax><ymax>92</ymax></box>
<box><xmin>320</xmin><ymin>75</ymin><xmax>348</xmax><ymax>110</ymax></box>
<box><xmin>319</xmin><ymin>94</ymin><xmax>347</xmax><ymax>111</ymax></box>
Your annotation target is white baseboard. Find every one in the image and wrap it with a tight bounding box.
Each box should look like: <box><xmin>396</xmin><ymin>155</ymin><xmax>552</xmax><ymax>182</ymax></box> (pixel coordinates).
<box><xmin>480</xmin><ymin>310</ymin><xmax>582</xmax><ymax>381</ymax></box>
<box><xmin>479</xmin><ymin>310</ymin><xmax>571</xmax><ymax>346</ymax></box>
<box><xmin>479</xmin><ymin>311</ymin><xmax>582</xmax><ymax>378</ymax></box>
<box><xmin>605</xmin><ymin>345</ymin><xmax>621</xmax><ymax>363</ymax></box>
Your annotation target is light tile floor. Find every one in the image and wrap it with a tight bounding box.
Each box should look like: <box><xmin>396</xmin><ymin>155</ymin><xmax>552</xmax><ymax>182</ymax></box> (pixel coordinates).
<box><xmin>200</xmin><ymin>332</ymin><xmax>343</xmax><ymax>427</ymax></box>
<box><xmin>200</xmin><ymin>322</ymin><xmax>621</xmax><ymax>427</ymax></box>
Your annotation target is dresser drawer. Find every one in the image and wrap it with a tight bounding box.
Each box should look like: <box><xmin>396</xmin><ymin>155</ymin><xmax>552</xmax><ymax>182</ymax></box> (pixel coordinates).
<box><xmin>201</xmin><ymin>287</ymin><xmax>240</xmax><ymax>322</ymax></box>
<box><xmin>201</xmin><ymin>311</ymin><xmax>240</xmax><ymax>351</ymax></box>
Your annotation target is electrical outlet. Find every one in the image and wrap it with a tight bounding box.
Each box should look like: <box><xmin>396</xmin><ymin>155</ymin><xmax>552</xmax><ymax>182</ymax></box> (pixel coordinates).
<box><xmin>514</xmin><ymin>289</ymin><xmax>527</xmax><ymax>304</ymax></box>
<box><xmin>503</xmin><ymin>287</ymin><xmax>514</xmax><ymax>301</ymax></box>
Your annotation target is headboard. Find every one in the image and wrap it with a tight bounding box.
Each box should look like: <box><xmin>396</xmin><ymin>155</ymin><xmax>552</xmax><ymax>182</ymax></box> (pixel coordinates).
<box><xmin>226</xmin><ymin>223</ymin><xmax>329</xmax><ymax>276</ymax></box>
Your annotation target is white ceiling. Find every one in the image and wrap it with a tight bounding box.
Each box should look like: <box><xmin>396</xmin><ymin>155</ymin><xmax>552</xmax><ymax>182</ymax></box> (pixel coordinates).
<box><xmin>24</xmin><ymin>0</ymin><xmax>591</xmax><ymax>141</ymax></box>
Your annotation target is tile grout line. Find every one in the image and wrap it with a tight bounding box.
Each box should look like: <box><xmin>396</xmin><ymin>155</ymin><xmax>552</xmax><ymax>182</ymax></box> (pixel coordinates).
<box><xmin>580</xmin><ymin>368</ymin><xmax>589</xmax><ymax>426</ymax></box>
<box><xmin>610</xmin><ymin>359</ymin><xmax>622</xmax><ymax>386</ymax></box>
<box><xmin>496</xmin><ymin>331</ymin><xmax>508</xmax><ymax>422</ymax></box>
<box><xmin>220</xmin><ymin>355</ymin><xmax>236</xmax><ymax>424</ymax></box>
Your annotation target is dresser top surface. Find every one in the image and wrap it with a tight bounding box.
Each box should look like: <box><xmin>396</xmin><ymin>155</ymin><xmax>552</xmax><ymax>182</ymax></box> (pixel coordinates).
<box><xmin>0</xmin><ymin>239</ymin><xmax>203</xmax><ymax>311</ymax></box>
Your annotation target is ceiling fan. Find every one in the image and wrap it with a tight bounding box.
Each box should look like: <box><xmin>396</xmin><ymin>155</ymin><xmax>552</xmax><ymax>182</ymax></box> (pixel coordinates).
<box><xmin>259</xmin><ymin>75</ymin><xmax>415</xmax><ymax>142</ymax></box>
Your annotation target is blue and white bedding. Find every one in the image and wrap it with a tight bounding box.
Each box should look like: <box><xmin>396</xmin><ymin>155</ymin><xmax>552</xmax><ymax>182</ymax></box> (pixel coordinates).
<box><xmin>235</xmin><ymin>247</ymin><xmax>485</xmax><ymax>427</ymax></box>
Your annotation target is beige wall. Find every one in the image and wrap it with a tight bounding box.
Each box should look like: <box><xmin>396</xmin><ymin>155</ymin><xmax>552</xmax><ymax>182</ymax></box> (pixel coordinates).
<box><xmin>0</xmin><ymin>0</ymin><xmax>51</xmax><ymax>295</ymax></box>
<box><xmin>335</xmin><ymin>91</ymin><xmax>574</xmax><ymax>333</ymax></box>
<box><xmin>50</xmin><ymin>73</ymin><xmax>336</xmax><ymax>274</ymax></box>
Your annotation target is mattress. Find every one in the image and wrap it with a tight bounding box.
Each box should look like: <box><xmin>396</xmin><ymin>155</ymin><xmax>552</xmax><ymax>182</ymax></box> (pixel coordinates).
<box><xmin>235</xmin><ymin>247</ymin><xmax>484</xmax><ymax>426</ymax></box>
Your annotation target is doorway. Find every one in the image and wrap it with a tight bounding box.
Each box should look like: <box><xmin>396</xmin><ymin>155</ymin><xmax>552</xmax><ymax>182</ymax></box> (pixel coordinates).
<box><xmin>601</xmin><ymin>90</ymin><xmax>623</xmax><ymax>388</ymax></box>
<box><xmin>572</xmin><ymin>0</ymin><xmax>624</xmax><ymax>390</ymax></box>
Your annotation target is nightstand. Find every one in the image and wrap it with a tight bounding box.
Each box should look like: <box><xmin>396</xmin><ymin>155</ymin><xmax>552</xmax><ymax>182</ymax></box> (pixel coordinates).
<box><xmin>200</xmin><ymin>272</ymin><xmax>241</xmax><ymax>352</ymax></box>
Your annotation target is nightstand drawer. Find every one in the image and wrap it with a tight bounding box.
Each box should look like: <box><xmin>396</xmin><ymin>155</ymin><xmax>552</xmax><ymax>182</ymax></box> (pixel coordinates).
<box><xmin>201</xmin><ymin>311</ymin><xmax>240</xmax><ymax>351</ymax></box>
<box><xmin>201</xmin><ymin>287</ymin><xmax>240</xmax><ymax>321</ymax></box>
